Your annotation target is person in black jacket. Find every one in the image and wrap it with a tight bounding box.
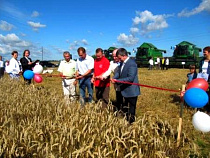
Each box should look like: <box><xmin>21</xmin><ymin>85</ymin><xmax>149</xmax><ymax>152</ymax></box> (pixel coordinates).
<box><xmin>20</xmin><ymin>50</ymin><xmax>37</xmax><ymax>84</ymax></box>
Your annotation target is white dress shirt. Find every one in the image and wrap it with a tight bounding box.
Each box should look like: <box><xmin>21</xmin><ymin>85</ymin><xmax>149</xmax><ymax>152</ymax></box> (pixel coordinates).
<box><xmin>121</xmin><ymin>57</ymin><xmax>130</xmax><ymax>72</ymax></box>
<box><xmin>8</xmin><ymin>58</ymin><xmax>20</xmax><ymax>74</ymax></box>
<box><xmin>76</xmin><ymin>54</ymin><xmax>94</xmax><ymax>75</ymax></box>
<box><xmin>102</xmin><ymin>61</ymin><xmax>119</xmax><ymax>79</ymax></box>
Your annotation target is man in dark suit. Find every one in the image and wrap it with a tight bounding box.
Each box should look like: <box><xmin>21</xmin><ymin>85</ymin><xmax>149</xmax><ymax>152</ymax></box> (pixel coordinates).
<box><xmin>111</xmin><ymin>48</ymin><xmax>140</xmax><ymax>124</ymax></box>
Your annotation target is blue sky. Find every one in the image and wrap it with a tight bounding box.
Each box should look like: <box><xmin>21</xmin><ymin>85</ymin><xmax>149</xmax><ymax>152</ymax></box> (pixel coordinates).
<box><xmin>0</xmin><ymin>0</ymin><xmax>209</xmax><ymax>60</ymax></box>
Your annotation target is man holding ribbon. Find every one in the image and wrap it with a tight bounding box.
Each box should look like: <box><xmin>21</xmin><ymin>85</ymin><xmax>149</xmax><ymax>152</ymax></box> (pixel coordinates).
<box><xmin>111</xmin><ymin>48</ymin><xmax>140</xmax><ymax>124</ymax></box>
<box><xmin>58</xmin><ymin>51</ymin><xmax>77</xmax><ymax>104</ymax></box>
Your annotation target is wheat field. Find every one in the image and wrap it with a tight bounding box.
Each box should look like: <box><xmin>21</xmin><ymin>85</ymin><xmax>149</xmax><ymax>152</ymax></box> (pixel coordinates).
<box><xmin>0</xmin><ymin>68</ymin><xmax>209</xmax><ymax>157</ymax></box>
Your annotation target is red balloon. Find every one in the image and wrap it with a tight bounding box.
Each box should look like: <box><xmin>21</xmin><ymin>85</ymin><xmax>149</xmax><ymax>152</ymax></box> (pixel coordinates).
<box><xmin>186</xmin><ymin>78</ymin><xmax>209</xmax><ymax>91</ymax></box>
<box><xmin>34</xmin><ymin>74</ymin><xmax>43</xmax><ymax>83</ymax></box>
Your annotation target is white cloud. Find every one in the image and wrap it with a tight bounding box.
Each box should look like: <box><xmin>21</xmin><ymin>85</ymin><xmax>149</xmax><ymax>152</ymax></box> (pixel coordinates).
<box><xmin>81</xmin><ymin>39</ymin><xmax>88</xmax><ymax>45</ymax></box>
<box><xmin>133</xmin><ymin>10</ymin><xmax>169</xmax><ymax>35</ymax></box>
<box><xmin>0</xmin><ymin>20</ymin><xmax>14</xmax><ymax>31</ymax></box>
<box><xmin>130</xmin><ymin>27</ymin><xmax>139</xmax><ymax>34</ymax></box>
<box><xmin>0</xmin><ymin>33</ymin><xmax>20</xmax><ymax>43</ymax></box>
<box><xmin>52</xmin><ymin>46</ymin><xmax>66</xmax><ymax>54</ymax></box>
<box><xmin>117</xmin><ymin>33</ymin><xmax>139</xmax><ymax>47</ymax></box>
<box><xmin>69</xmin><ymin>41</ymin><xmax>79</xmax><ymax>50</ymax></box>
<box><xmin>69</xmin><ymin>39</ymin><xmax>89</xmax><ymax>50</ymax></box>
<box><xmin>133</xmin><ymin>16</ymin><xmax>141</xmax><ymax>25</ymax></box>
<box><xmin>19</xmin><ymin>32</ymin><xmax>26</xmax><ymax>37</ymax></box>
<box><xmin>27</xmin><ymin>21</ymin><xmax>46</xmax><ymax>31</ymax></box>
<box><xmin>178</xmin><ymin>0</ymin><xmax>210</xmax><ymax>17</ymax></box>
<box><xmin>0</xmin><ymin>33</ymin><xmax>32</xmax><ymax>55</ymax></box>
<box><xmin>31</xmin><ymin>11</ymin><xmax>40</xmax><ymax>17</ymax></box>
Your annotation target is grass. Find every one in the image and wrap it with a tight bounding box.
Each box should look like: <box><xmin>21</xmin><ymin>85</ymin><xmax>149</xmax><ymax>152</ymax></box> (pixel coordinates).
<box><xmin>0</xmin><ymin>68</ymin><xmax>209</xmax><ymax>157</ymax></box>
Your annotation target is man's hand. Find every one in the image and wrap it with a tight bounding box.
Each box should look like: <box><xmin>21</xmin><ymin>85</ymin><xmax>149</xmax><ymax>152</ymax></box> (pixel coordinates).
<box><xmin>60</xmin><ymin>73</ymin><xmax>65</xmax><ymax>79</ymax></box>
<box><xmin>95</xmin><ymin>75</ymin><xmax>104</xmax><ymax>80</ymax></box>
<box><xmin>73</xmin><ymin>80</ymin><xmax>77</xmax><ymax>85</ymax></box>
<box><xmin>76</xmin><ymin>75</ymin><xmax>83</xmax><ymax>80</ymax></box>
<box><xmin>91</xmin><ymin>77</ymin><xmax>95</xmax><ymax>83</ymax></box>
<box><xmin>28</xmin><ymin>62</ymin><xmax>33</xmax><ymax>65</ymax></box>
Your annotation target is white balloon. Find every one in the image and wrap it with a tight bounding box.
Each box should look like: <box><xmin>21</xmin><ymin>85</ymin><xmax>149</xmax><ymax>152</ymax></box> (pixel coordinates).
<box><xmin>33</xmin><ymin>65</ymin><xmax>43</xmax><ymax>74</ymax></box>
<box><xmin>192</xmin><ymin>111</ymin><xmax>210</xmax><ymax>133</ymax></box>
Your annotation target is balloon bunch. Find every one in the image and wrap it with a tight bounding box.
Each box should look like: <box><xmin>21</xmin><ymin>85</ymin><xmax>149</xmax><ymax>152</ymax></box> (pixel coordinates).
<box><xmin>23</xmin><ymin>65</ymin><xmax>43</xmax><ymax>83</ymax></box>
<box><xmin>184</xmin><ymin>78</ymin><xmax>210</xmax><ymax>132</ymax></box>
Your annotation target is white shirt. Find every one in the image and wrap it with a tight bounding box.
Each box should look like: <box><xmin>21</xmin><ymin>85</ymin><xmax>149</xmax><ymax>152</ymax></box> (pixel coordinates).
<box><xmin>157</xmin><ymin>58</ymin><xmax>160</xmax><ymax>63</ymax></box>
<box><xmin>0</xmin><ymin>61</ymin><xmax>3</xmax><ymax>68</ymax></box>
<box><xmin>165</xmin><ymin>58</ymin><xmax>169</xmax><ymax>65</ymax></box>
<box><xmin>149</xmin><ymin>59</ymin><xmax>154</xmax><ymax>65</ymax></box>
<box><xmin>102</xmin><ymin>60</ymin><xmax>119</xmax><ymax>79</ymax></box>
<box><xmin>58</xmin><ymin>59</ymin><xmax>76</xmax><ymax>77</ymax></box>
<box><xmin>202</xmin><ymin>61</ymin><xmax>208</xmax><ymax>73</ymax></box>
<box><xmin>76</xmin><ymin>54</ymin><xmax>94</xmax><ymax>75</ymax></box>
<box><xmin>8</xmin><ymin>58</ymin><xmax>20</xmax><ymax>74</ymax></box>
<box><xmin>121</xmin><ymin>57</ymin><xmax>130</xmax><ymax>72</ymax></box>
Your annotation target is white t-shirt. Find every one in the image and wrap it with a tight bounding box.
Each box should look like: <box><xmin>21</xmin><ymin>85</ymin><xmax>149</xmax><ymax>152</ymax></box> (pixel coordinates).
<box><xmin>165</xmin><ymin>58</ymin><xmax>169</xmax><ymax>65</ymax></box>
<box><xmin>8</xmin><ymin>58</ymin><xmax>20</xmax><ymax>74</ymax></box>
<box><xmin>149</xmin><ymin>59</ymin><xmax>154</xmax><ymax>65</ymax></box>
<box><xmin>76</xmin><ymin>54</ymin><xmax>94</xmax><ymax>75</ymax></box>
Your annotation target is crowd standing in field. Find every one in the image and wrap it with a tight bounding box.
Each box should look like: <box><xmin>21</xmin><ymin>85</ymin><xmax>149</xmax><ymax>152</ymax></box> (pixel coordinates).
<box><xmin>198</xmin><ymin>46</ymin><xmax>210</xmax><ymax>112</ymax></box>
<box><xmin>1</xmin><ymin>46</ymin><xmax>210</xmax><ymax>123</ymax></box>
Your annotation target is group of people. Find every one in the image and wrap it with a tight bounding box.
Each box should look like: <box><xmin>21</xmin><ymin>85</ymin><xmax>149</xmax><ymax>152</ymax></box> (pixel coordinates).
<box><xmin>186</xmin><ymin>46</ymin><xmax>210</xmax><ymax>112</ymax></box>
<box><xmin>0</xmin><ymin>50</ymin><xmax>39</xmax><ymax>84</ymax></box>
<box><xmin>148</xmin><ymin>57</ymin><xmax>169</xmax><ymax>70</ymax></box>
<box><xmin>1</xmin><ymin>46</ymin><xmax>210</xmax><ymax>123</ymax></box>
<box><xmin>58</xmin><ymin>47</ymin><xmax>140</xmax><ymax>124</ymax></box>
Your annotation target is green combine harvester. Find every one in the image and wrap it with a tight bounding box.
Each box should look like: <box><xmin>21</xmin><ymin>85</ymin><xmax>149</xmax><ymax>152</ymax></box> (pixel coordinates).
<box><xmin>135</xmin><ymin>42</ymin><xmax>166</xmax><ymax>67</ymax></box>
<box><xmin>169</xmin><ymin>41</ymin><xmax>202</xmax><ymax>68</ymax></box>
<box><xmin>103</xmin><ymin>41</ymin><xmax>202</xmax><ymax>68</ymax></box>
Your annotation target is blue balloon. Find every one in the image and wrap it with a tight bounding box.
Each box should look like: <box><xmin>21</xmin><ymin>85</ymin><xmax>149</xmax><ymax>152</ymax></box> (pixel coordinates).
<box><xmin>23</xmin><ymin>70</ymin><xmax>34</xmax><ymax>80</ymax></box>
<box><xmin>184</xmin><ymin>88</ymin><xmax>209</xmax><ymax>108</ymax></box>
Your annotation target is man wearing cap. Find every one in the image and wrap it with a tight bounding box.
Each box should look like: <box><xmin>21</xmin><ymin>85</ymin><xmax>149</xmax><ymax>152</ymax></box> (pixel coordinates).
<box><xmin>58</xmin><ymin>51</ymin><xmax>77</xmax><ymax>104</ymax></box>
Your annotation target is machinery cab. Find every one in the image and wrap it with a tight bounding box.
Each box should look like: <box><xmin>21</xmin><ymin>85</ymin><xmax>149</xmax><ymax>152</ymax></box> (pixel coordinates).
<box><xmin>173</xmin><ymin>41</ymin><xmax>201</xmax><ymax>59</ymax></box>
<box><xmin>135</xmin><ymin>42</ymin><xmax>166</xmax><ymax>67</ymax></box>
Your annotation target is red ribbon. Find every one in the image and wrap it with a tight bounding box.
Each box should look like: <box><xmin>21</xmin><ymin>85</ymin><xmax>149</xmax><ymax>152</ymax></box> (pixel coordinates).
<box><xmin>39</xmin><ymin>74</ymin><xmax>181</xmax><ymax>93</ymax></box>
<box><xmin>114</xmin><ymin>80</ymin><xmax>180</xmax><ymax>93</ymax></box>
